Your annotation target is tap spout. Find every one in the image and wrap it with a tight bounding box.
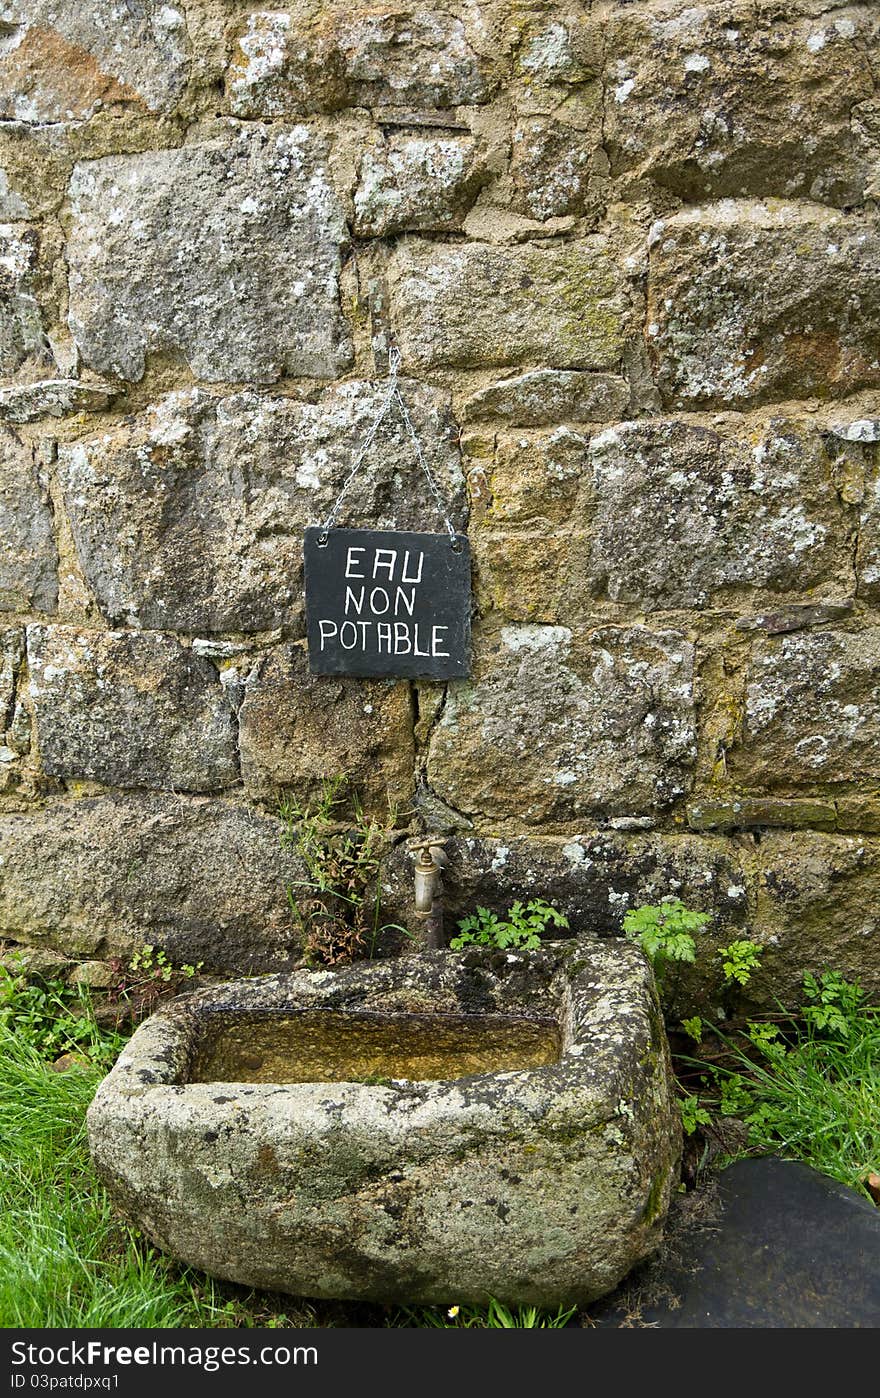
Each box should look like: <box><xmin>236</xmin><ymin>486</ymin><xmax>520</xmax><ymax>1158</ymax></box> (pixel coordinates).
<box><xmin>414</xmin><ymin>845</ymin><xmax>440</xmax><ymax>913</ymax></box>
<box><xmin>410</xmin><ymin>840</ymin><xmax>446</xmax><ymax>949</ymax></box>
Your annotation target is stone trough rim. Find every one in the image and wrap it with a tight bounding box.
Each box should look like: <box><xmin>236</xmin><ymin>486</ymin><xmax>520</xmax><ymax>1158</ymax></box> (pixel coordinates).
<box><xmin>90</xmin><ymin>940</ymin><xmax>649</xmax><ymax>1100</ymax></box>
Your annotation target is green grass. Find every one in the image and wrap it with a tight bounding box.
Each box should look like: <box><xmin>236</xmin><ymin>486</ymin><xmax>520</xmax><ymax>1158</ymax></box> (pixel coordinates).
<box><xmin>0</xmin><ymin>1023</ymin><xmax>234</xmax><ymax>1327</ymax></box>
<box><xmin>681</xmin><ymin>975</ymin><xmax>880</xmax><ymax>1200</ymax></box>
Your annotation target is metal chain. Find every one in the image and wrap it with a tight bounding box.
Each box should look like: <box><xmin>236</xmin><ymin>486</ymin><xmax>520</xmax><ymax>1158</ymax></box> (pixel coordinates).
<box><xmin>318</xmin><ymin>347</ymin><xmax>459</xmax><ymax>547</ymax></box>
<box><xmin>391</xmin><ymin>380</ymin><xmax>459</xmax><ymax>546</ymax></box>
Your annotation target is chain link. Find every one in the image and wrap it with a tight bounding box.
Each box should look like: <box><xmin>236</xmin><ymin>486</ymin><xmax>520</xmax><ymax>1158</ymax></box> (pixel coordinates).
<box><xmin>318</xmin><ymin>348</ymin><xmax>459</xmax><ymax>547</ymax></box>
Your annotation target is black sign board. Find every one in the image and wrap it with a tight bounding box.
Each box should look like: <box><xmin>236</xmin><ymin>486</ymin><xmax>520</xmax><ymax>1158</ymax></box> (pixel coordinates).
<box><xmin>304</xmin><ymin>527</ymin><xmax>471</xmax><ymax>679</ymax></box>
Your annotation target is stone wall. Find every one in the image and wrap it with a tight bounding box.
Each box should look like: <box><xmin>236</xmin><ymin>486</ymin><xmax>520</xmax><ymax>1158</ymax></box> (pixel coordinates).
<box><xmin>2</xmin><ymin>0</ymin><xmax>879</xmax><ymax>1003</ymax></box>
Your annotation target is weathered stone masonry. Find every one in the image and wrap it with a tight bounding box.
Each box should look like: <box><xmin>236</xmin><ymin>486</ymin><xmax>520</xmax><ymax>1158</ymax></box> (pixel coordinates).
<box><xmin>1</xmin><ymin>0</ymin><xmax>880</xmax><ymax>1006</ymax></box>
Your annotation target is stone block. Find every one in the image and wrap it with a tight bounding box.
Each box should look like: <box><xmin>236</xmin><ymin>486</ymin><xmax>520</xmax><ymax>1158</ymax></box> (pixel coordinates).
<box><xmin>686</xmin><ymin>798</ymin><xmax>837</xmax><ymax>833</ymax></box>
<box><xmin>428</xmin><ymin>624</ymin><xmax>696</xmax><ymax>824</ymax></box>
<box><xmin>829</xmin><ymin>418</ymin><xmax>880</xmax><ymax>446</ymax></box>
<box><xmin>0</xmin><ymin>627</ymin><xmax>22</xmax><ymax>729</ymax></box>
<box><xmin>753</xmin><ymin>831</ymin><xmax>880</xmax><ymax>1003</ymax></box>
<box><xmin>226</xmin><ymin>6</ymin><xmax>492</xmax><ymax>116</ymax></box>
<box><xmin>353</xmin><ymin>135</ymin><xmax>484</xmax><ymax>236</ymax></box>
<box><xmin>463</xmin><ymin>370</ymin><xmax>630</xmax><ymax>426</ymax></box>
<box><xmin>0</xmin><ymin>636</ymin><xmax>27</xmax><ymax>780</ymax></box>
<box><xmin>0</xmin><ymin>379</ymin><xmax>115</xmax><ymax>423</ymax></box>
<box><xmin>436</xmin><ymin>831</ymin><xmax>750</xmax><ymax>943</ymax></box>
<box><xmin>510</xmin><ymin>119</ymin><xmax>598</xmax><ymax>220</ymax></box>
<box><xmin>0</xmin><ymin>121</ymin><xmax>71</xmax><ymax>219</ymax></box>
<box><xmin>226</xmin><ymin>10</ymin><xmax>347</xmax><ymax>117</ymax></box>
<box><xmin>731</xmin><ymin>628</ymin><xmax>880</xmax><ymax>791</ymax></box>
<box><xmin>514</xmin><ymin>11</ymin><xmax>602</xmax><ymax>92</ymax></box>
<box><xmin>66</xmin><ymin>128</ymin><xmax>352</xmax><ymax>384</ymax></box>
<box><xmin>587</xmin><ymin>419</ymin><xmax>852</xmax><ymax>608</ymax></box>
<box><xmin>0</xmin><ymin>0</ymin><xmax>189</xmax><ymax>122</ymax></box>
<box><xmin>69</xmin><ymin>959</ymin><xmax>115</xmax><ymax>989</ymax></box>
<box><xmin>857</xmin><ymin>453</ymin><xmax>880</xmax><ymax>601</ymax></box>
<box><xmin>0</xmin><ymin>223</ymin><xmax>51</xmax><ymax>378</ymax></box>
<box><xmin>0</xmin><ymin>424</ymin><xmax>58</xmax><ymax>613</ymax></box>
<box><xmin>238</xmin><ymin>644</ymin><xmax>414</xmax><ymax>816</ymax></box>
<box><xmin>648</xmin><ymin>202</ymin><xmax>880</xmax><ymax>407</ymax></box>
<box><xmin>473</xmin><ymin>532</ymin><xmax>585</xmax><ymax>625</ymax></box>
<box><xmin>390</xmin><ymin>240</ymin><xmax>630</xmax><ymax>370</ymax></box>
<box><xmin>836</xmin><ymin>796</ymin><xmax>880</xmax><ymax>834</ymax></box>
<box><xmin>733</xmin><ymin>602</ymin><xmax>855</xmax><ymax>636</ymax></box>
<box><xmin>605</xmin><ymin>2</ymin><xmax>876</xmax><ymax>205</ymax></box>
<box><xmin>481</xmin><ymin>428</ymin><xmax>589</xmax><ymax>527</ymax></box>
<box><xmin>4</xmin><ymin>691</ymin><xmax>28</xmax><ymax>757</ymax></box>
<box><xmin>58</xmin><ymin>381</ymin><xmax>464</xmax><ymax>633</ymax></box>
<box><xmin>335</xmin><ymin>7</ymin><xmax>491</xmax><ymax>109</ymax></box>
<box><xmin>27</xmin><ymin>626</ymin><xmax>238</xmax><ymax>792</ymax></box>
<box><xmin>475</xmin><ymin>415</ymin><xmax>853</xmax><ymax>619</ymax></box>
<box><xmin>0</xmin><ymin>112</ymin><xmax>166</xmax><ymax>221</ymax></box>
<box><xmin>0</xmin><ymin>794</ymin><xmax>303</xmax><ymax>970</ymax></box>
<box><xmin>0</xmin><ymin>943</ymin><xmax>71</xmax><ymax>981</ymax></box>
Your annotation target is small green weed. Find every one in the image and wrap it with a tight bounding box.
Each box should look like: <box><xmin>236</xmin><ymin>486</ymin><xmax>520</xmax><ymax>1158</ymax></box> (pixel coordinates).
<box><xmin>450</xmin><ymin>899</ymin><xmax>569</xmax><ymax>952</ymax></box>
<box><xmin>622</xmin><ymin>898</ymin><xmax>708</xmax><ymax>995</ymax></box>
<box><xmin>104</xmin><ymin>945</ymin><xmax>203</xmax><ymax>1024</ymax></box>
<box><xmin>801</xmin><ymin>969</ymin><xmax>866</xmax><ymax>1038</ymax></box>
<box><xmin>679</xmin><ymin>1094</ymin><xmax>713</xmax><ymax>1137</ymax></box>
<box><xmin>127</xmin><ymin>945</ymin><xmax>201</xmax><ymax>985</ymax></box>
<box><xmin>280</xmin><ymin>777</ymin><xmax>406</xmax><ymax>966</ymax></box>
<box><xmin>744</xmin><ymin>1021</ymin><xmax>784</xmax><ymax>1057</ymax></box>
<box><xmin>0</xmin><ymin>964</ymin><xmax>125</xmax><ymax>1067</ymax></box>
<box><xmin>719</xmin><ymin>939</ymin><xmax>762</xmax><ymax>989</ymax></box>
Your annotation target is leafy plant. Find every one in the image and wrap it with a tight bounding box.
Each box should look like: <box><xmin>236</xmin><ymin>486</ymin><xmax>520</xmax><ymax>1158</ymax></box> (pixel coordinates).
<box><xmin>745</xmin><ymin>1020</ymin><xmax>785</xmax><ymax>1059</ymax></box>
<box><xmin>622</xmin><ymin>897</ymin><xmax>709</xmax><ymax>994</ymax></box>
<box><xmin>679</xmin><ymin>1094</ymin><xmax>712</xmax><ymax>1137</ymax></box>
<box><xmin>450</xmin><ymin>899</ymin><xmax>569</xmax><ymax>952</ymax></box>
<box><xmin>279</xmin><ymin>777</ymin><xmax>405</xmax><ymax>967</ymax></box>
<box><xmin>718</xmin><ymin>939</ymin><xmax>762</xmax><ymax>989</ymax></box>
<box><xmin>681</xmin><ymin>1015</ymin><xmax>703</xmax><ymax>1043</ymax></box>
<box><xmin>105</xmin><ymin>945</ymin><xmax>203</xmax><ymax>1025</ymax></box>
<box><xmin>0</xmin><ymin>963</ymin><xmax>124</xmax><ymax>1067</ymax></box>
<box><xmin>801</xmin><ymin>970</ymin><xmax>866</xmax><ymax>1040</ymax></box>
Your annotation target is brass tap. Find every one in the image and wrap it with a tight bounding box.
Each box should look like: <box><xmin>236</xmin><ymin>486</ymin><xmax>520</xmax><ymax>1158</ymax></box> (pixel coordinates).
<box><xmin>413</xmin><ymin>845</ymin><xmax>440</xmax><ymax>915</ymax></box>
<box><xmin>409</xmin><ymin>840</ymin><xmax>447</xmax><ymax>948</ymax></box>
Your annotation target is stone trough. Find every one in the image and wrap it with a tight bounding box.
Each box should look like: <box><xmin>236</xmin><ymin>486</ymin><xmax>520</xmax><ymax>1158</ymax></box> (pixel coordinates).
<box><xmin>87</xmin><ymin>939</ymin><xmax>680</xmax><ymax>1306</ymax></box>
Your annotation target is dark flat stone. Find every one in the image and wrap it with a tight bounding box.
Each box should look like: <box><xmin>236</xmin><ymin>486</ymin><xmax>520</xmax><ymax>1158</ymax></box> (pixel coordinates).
<box><xmin>594</xmin><ymin>1157</ymin><xmax>880</xmax><ymax>1329</ymax></box>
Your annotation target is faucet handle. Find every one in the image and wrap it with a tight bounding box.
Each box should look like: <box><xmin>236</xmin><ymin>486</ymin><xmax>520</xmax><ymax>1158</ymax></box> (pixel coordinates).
<box><xmin>409</xmin><ymin>838</ymin><xmax>447</xmax><ymax>865</ymax></box>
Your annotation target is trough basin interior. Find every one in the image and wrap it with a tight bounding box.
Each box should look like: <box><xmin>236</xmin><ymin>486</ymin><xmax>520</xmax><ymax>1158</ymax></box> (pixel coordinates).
<box><xmin>189</xmin><ymin>1008</ymin><xmax>562</xmax><ymax>1084</ymax></box>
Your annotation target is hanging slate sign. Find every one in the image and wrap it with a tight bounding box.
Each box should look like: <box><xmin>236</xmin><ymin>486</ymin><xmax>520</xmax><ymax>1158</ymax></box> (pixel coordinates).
<box><xmin>304</xmin><ymin>526</ymin><xmax>471</xmax><ymax>679</ymax></box>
